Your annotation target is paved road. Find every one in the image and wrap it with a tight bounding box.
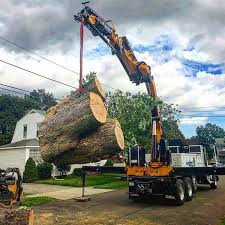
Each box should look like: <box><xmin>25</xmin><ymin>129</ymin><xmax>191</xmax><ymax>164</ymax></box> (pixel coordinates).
<box><xmin>33</xmin><ymin>176</ymin><xmax>225</xmax><ymax>225</ymax></box>
<box><xmin>24</xmin><ymin>183</ymin><xmax>113</xmax><ymax>200</ymax></box>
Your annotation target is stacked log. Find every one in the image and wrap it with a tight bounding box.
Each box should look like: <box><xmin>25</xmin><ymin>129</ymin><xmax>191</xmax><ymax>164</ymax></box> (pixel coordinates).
<box><xmin>53</xmin><ymin>119</ymin><xmax>124</xmax><ymax>165</ymax></box>
<box><xmin>39</xmin><ymin>78</ymin><xmax>124</xmax><ymax>165</ymax></box>
<box><xmin>0</xmin><ymin>203</ymin><xmax>33</xmax><ymax>225</ymax></box>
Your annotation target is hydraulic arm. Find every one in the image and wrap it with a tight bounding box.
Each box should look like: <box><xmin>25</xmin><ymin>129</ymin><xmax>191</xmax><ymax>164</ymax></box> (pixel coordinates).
<box><xmin>74</xmin><ymin>4</ymin><xmax>171</xmax><ymax>169</ymax></box>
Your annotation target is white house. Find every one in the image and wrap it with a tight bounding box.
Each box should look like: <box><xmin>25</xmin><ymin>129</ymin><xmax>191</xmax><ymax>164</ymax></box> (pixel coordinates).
<box><xmin>0</xmin><ymin>109</ymin><xmax>106</xmax><ymax>176</ymax></box>
<box><xmin>0</xmin><ymin>109</ymin><xmax>44</xmax><ymax>174</ymax></box>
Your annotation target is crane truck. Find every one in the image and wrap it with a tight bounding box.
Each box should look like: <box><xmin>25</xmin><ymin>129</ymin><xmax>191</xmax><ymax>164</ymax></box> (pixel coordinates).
<box><xmin>74</xmin><ymin>3</ymin><xmax>225</xmax><ymax>205</ymax></box>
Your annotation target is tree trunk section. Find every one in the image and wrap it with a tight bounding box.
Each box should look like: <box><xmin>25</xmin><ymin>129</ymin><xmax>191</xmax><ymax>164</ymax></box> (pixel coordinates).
<box><xmin>39</xmin><ymin>92</ymin><xmax>107</xmax><ymax>162</ymax></box>
<box><xmin>0</xmin><ymin>204</ymin><xmax>33</xmax><ymax>225</ymax></box>
<box><xmin>53</xmin><ymin>118</ymin><xmax>125</xmax><ymax>165</ymax></box>
<box><xmin>72</xmin><ymin>78</ymin><xmax>105</xmax><ymax>101</ymax></box>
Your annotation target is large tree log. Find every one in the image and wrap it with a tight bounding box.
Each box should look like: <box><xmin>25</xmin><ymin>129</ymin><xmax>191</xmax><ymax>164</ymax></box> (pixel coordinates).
<box><xmin>0</xmin><ymin>204</ymin><xmax>33</xmax><ymax>225</ymax></box>
<box><xmin>53</xmin><ymin>118</ymin><xmax>125</xmax><ymax>165</ymax></box>
<box><xmin>39</xmin><ymin>92</ymin><xmax>107</xmax><ymax>162</ymax></box>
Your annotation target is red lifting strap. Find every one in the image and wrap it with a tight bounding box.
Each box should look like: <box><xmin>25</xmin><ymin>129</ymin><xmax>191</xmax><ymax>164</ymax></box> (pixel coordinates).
<box><xmin>79</xmin><ymin>17</ymin><xmax>84</xmax><ymax>93</ymax></box>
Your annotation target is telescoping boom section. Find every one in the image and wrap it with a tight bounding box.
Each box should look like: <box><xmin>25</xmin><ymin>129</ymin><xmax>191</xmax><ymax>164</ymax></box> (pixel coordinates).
<box><xmin>74</xmin><ymin>5</ymin><xmax>172</xmax><ymax>176</ymax></box>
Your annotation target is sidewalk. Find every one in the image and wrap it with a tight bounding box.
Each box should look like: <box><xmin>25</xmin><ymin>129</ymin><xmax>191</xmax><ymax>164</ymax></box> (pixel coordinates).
<box><xmin>23</xmin><ymin>183</ymin><xmax>113</xmax><ymax>200</ymax></box>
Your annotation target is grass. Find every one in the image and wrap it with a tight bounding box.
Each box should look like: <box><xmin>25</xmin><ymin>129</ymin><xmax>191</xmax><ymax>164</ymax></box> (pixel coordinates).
<box><xmin>35</xmin><ymin>174</ymin><xmax>127</xmax><ymax>189</ymax></box>
<box><xmin>220</xmin><ymin>219</ymin><xmax>225</xmax><ymax>225</ymax></box>
<box><xmin>22</xmin><ymin>196</ymin><xmax>55</xmax><ymax>207</ymax></box>
<box><xmin>94</xmin><ymin>180</ymin><xmax>128</xmax><ymax>189</ymax></box>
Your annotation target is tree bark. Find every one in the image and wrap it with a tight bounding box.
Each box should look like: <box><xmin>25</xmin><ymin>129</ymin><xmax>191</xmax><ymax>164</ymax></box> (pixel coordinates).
<box><xmin>72</xmin><ymin>78</ymin><xmax>105</xmax><ymax>101</ymax></box>
<box><xmin>53</xmin><ymin>118</ymin><xmax>125</xmax><ymax>165</ymax></box>
<box><xmin>0</xmin><ymin>204</ymin><xmax>33</xmax><ymax>225</ymax></box>
<box><xmin>39</xmin><ymin>92</ymin><xmax>107</xmax><ymax>162</ymax></box>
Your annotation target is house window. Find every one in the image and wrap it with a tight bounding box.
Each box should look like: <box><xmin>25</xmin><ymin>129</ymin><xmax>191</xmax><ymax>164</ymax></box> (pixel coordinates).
<box><xmin>29</xmin><ymin>149</ymin><xmax>42</xmax><ymax>163</ymax></box>
<box><xmin>36</xmin><ymin>123</ymin><xmax>40</xmax><ymax>138</ymax></box>
<box><xmin>23</xmin><ymin>124</ymin><xmax>27</xmax><ymax>139</ymax></box>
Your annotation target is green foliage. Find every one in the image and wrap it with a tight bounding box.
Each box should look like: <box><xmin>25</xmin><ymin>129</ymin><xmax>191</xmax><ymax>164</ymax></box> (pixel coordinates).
<box><xmin>23</xmin><ymin>157</ymin><xmax>38</xmax><ymax>183</ymax></box>
<box><xmin>73</xmin><ymin>168</ymin><xmax>82</xmax><ymax>177</ymax></box>
<box><xmin>94</xmin><ymin>180</ymin><xmax>127</xmax><ymax>189</ymax></box>
<box><xmin>0</xmin><ymin>89</ymin><xmax>56</xmax><ymax>146</ymax></box>
<box><xmin>36</xmin><ymin>174</ymin><xmax>127</xmax><ymax>189</ymax></box>
<box><xmin>83</xmin><ymin>71</ymin><xmax>97</xmax><ymax>87</ymax></box>
<box><xmin>0</xmin><ymin>95</ymin><xmax>40</xmax><ymax>145</ymax></box>
<box><xmin>22</xmin><ymin>196</ymin><xmax>54</xmax><ymax>207</ymax></box>
<box><xmin>196</xmin><ymin>123</ymin><xmax>225</xmax><ymax>145</ymax></box>
<box><xmin>28</xmin><ymin>89</ymin><xmax>57</xmax><ymax>109</ymax></box>
<box><xmin>56</xmin><ymin>164</ymin><xmax>71</xmax><ymax>177</ymax></box>
<box><xmin>37</xmin><ymin>162</ymin><xmax>53</xmax><ymax>179</ymax></box>
<box><xmin>107</xmin><ymin>90</ymin><xmax>184</xmax><ymax>151</ymax></box>
<box><xmin>104</xmin><ymin>159</ymin><xmax>114</xmax><ymax>166</ymax></box>
<box><xmin>196</xmin><ymin>123</ymin><xmax>225</xmax><ymax>159</ymax></box>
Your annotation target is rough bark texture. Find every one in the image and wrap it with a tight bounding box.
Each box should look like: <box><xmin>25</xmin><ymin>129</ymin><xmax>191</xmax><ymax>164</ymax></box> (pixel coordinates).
<box><xmin>53</xmin><ymin>118</ymin><xmax>125</xmax><ymax>165</ymax></box>
<box><xmin>0</xmin><ymin>204</ymin><xmax>33</xmax><ymax>225</ymax></box>
<box><xmin>72</xmin><ymin>78</ymin><xmax>105</xmax><ymax>101</ymax></box>
<box><xmin>39</xmin><ymin>92</ymin><xmax>107</xmax><ymax>162</ymax></box>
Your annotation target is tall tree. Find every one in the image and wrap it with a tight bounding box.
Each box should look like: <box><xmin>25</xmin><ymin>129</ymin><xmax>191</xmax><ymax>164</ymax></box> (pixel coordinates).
<box><xmin>28</xmin><ymin>89</ymin><xmax>57</xmax><ymax>109</ymax></box>
<box><xmin>196</xmin><ymin>123</ymin><xmax>225</xmax><ymax>159</ymax></box>
<box><xmin>196</xmin><ymin>123</ymin><xmax>225</xmax><ymax>145</ymax></box>
<box><xmin>0</xmin><ymin>89</ymin><xmax>56</xmax><ymax>145</ymax></box>
<box><xmin>107</xmin><ymin>90</ymin><xmax>184</xmax><ymax>151</ymax></box>
<box><xmin>0</xmin><ymin>95</ymin><xmax>40</xmax><ymax>145</ymax></box>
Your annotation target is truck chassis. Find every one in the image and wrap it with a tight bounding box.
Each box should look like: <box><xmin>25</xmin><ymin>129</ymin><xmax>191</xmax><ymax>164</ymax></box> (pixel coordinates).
<box><xmin>81</xmin><ymin>166</ymin><xmax>224</xmax><ymax>206</ymax></box>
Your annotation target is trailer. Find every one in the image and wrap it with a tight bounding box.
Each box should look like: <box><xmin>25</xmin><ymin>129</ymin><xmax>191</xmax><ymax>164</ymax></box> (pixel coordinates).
<box><xmin>81</xmin><ymin>144</ymin><xmax>225</xmax><ymax>206</ymax></box>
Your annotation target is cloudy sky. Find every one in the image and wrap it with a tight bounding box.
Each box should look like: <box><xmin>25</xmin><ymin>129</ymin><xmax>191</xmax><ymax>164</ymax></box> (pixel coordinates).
<box><xmin>0</xmin><ymin>0</ymin><xmax>225</xmax><ymax>137</ymax></box>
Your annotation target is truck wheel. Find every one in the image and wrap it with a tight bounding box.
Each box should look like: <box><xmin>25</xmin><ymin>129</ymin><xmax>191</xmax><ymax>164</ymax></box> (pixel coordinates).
<box><xmin>210</xmin><ymin>175</ymin><xmax>218</xmax><ymax>189</ymax></box>
<box><xmin>184</xmin><ymin>177</ymin><xmax>193</xmax><ymax>201</ymax></box>
<box><xmin>174</xmin><ymin>179</ymin><xmax>185</xmax><ymax>206</ymax></box>
<box><xmin>192</xmin><ymin>176</ymin><xmax>198</xmax><ymax>193</ymax></box>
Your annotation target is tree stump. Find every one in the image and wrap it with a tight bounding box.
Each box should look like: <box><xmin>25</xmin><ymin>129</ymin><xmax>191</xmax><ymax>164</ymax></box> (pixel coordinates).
<box><xmin>0</xmin><ymin>204</ymin><xmax>34</xmax><ymax>225</ymax></box>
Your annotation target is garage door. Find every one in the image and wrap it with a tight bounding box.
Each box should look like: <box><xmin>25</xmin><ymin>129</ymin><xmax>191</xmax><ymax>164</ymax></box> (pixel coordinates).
<box><xmin>0</xmin><ymin>148</ymin><xmax>26</xmax><ymax>174</ymax></box>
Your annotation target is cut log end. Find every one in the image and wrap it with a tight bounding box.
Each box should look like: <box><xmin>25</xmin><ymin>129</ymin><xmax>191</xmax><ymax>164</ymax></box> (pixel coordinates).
<box><xmin>115</xmin><ymin>125</ymin><xmax>125</xmax><ymax>150</ymax></box>
<box><xmin>28</xmin><ymin>209</ymin><xmax>34</xmax><ymax>225</ymax></box>
<box><xmin>90</xmin><ymin>92</ymin><xmax>107</xmax><ymax>124</ymax></box>
<box><xmin>94</xmin><ymin>78</ymin><xmax>105</xmax><ymax>99</ymax></box>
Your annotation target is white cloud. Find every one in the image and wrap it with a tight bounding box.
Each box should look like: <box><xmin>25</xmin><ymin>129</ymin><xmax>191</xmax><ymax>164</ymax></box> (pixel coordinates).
<box><xmin>179</xmin><ymin>117</ymin><xmax>208</xmax><ymax>125</ymax></box>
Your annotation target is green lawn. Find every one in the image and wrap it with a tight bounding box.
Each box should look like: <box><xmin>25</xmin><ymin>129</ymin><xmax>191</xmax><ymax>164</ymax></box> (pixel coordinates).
<box><xmin>22</xmin><ymin>196</ymin><xmax>54</xmax><ymax>207</ymax></box>
<box><xmin>220</xmin><ymin>218</ymin><xmax>225</xmax><ymax>225</ymax></box>
<box><xmin>35</xmin><ymin>174</ymin><xmax>127</xmax><ymax>189</ymax></box>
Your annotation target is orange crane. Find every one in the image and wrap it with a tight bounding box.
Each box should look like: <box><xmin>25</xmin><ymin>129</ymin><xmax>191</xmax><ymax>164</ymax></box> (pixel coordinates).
<box><xmin>74</xmin><ymin>2</ymin><xmax>172</xmax><ymax>177</ymax></box>
<box><xmin>75</xmin><ymin>3</ymin><xmax>223</xmax><ymax>205</ymax></box>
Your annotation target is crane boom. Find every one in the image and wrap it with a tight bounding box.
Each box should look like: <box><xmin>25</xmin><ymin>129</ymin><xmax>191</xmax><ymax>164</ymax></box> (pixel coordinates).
<box><xmin>74</xmin><ymin>5</ymin><xmax>170</xmax><ymax>167</ymax></box>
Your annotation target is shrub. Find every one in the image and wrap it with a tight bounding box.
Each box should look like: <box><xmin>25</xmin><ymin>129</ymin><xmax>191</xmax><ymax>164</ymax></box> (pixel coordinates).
<box><xmin>56</xmin><ymin>164</ymin><xmax>71</xmax><ymax>177</ymax></box>
<box><xmin>37</xmin><ymin>162</ymin><xmax>53</xmax><ymax>179</ymax></box>
<box><xmin>104</xmin><ymin>159</ymin><xmax>114</xmax><ymax>166</ymax></box>
<box><xmin>73</xmin><ymin>168</ymin><xmax>82</xmax><ymax>177</ymax></box>
<box><xmin>23</xmin><ymin>157</ymin><xmax>38</xmax><ymax>182</ymax></box>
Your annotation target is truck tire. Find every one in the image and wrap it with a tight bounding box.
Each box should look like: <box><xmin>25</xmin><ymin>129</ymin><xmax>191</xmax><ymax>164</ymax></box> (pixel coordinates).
<box><xmin>192</xmin><ymin>176</ymin><xmax>198</xmax><ymax>193</ymax></box>
<box><xmin>174</xmin><ymin>179</ymin><xmax>185</xmax><ymax>206</ymax></box>
<box><xmin>184</xmin><ymin>177</ymin><xmax>193</xmax><ymax>201</ymax></box>
<box><xmin>210</xmin><ymin>175</ymin><xmax>218</xmax><ymax>189</ymax></box>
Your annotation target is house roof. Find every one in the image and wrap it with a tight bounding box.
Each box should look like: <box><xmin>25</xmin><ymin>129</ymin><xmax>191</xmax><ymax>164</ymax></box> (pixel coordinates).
<box><xmin>0</xmin><ymin>138</ymin><xmax>39</xmax><ymax>149</ymax></box>
<box><xmin>29</xmin><ymin>109</ymin><xmax>46</xmax><ymax>116</ymax></box>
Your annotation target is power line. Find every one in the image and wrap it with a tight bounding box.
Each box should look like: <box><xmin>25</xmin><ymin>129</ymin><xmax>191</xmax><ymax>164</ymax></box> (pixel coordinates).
<box><xmin>179</xmin><ymin>105</ymin><xmax>225</xmax><ymax>110</ymax></box>
<box><xmin>0</xmin><ymin>83</ymin><xmax>61</xmax><ymax>101</ymax></box>
<box><xmin>0</xmin><ymin>87</ymin><xmax>26</xmax><ymax>95</ymax></box>
<box><xmin>0</xmin><ymin>83</ymin><xmax>29</xmax><ymax>93</ymax></box>
<box><xmin>0</xmin><ymin>36</ymin><xmax>80</xmax><ymax>75</ymax></box>
<box><xmin>0</xmin><ymin>59</ymin><xmax>77</xmax><ymax>89</ymax></box>
<box><xmin>180</xmin><ymin>115</ymin><xmax>225</xmax><ymax>118</ymax></box>
<box><xmin>0</xmin><ymin>35</ymin><xmax>122</xmax><ymax>91</ymax></box>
